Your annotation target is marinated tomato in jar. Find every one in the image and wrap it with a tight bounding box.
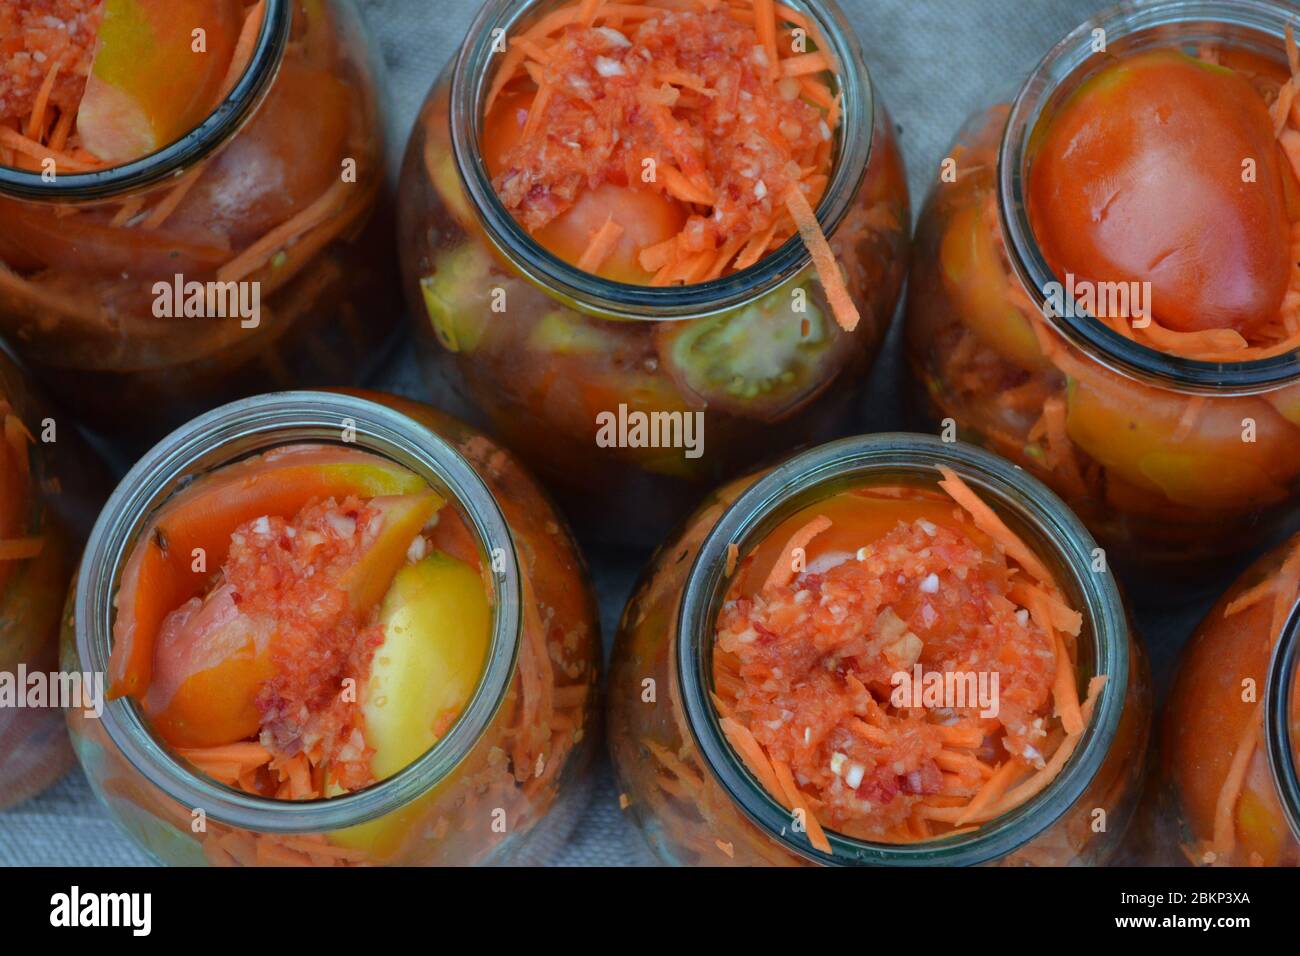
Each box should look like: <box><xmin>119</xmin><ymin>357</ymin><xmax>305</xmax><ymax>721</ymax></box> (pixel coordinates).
<box><xmin>0</xmin><ymin>347</ymin><xmax>102</xmax><ymax>810</ymax></box>
<box><xmin>0</xmin><ymin>1</ymin><xmax>398</xmax><ymax>442</ymax></box>
<box><xmin>109</xmin><ymin>446</ymin><xmax>490</xmax><ymax>797</ymax></box>
<box><xmin>1164</xmin><ymin>533</ymin><xmax>1300</xmax><ymax>867</ymax></box>
<box><xmin>608</xmin><ymin>437</ymin><xmax>1148</xmax><ymax>866</ymax></box>
<box><xmin>905</xmin><ymin>9</ymin><xmax>1300</xmax><ymax>576</ymax></box>
<box><xmin>713</xmin><ymin>474</ymin><xmax>1101</xmax><ymax>850</ymax></box>
<box><xmin>400</xmin><ymin>0</ymin><xmax>910</xmax><ymax>544</ymax></box>
<box><xmin>67</xmin><ymin>398</ymin><xmax>600</xmax><ymax>866</ymax></box>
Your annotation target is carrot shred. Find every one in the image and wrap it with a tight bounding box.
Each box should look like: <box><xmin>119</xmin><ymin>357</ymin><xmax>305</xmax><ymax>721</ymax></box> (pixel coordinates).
<box><xmin>753</xmin><ymin>0</ymin><xmax>780</xmax><ymax>80</ymax></box>
<box><xmin>0</xmin><ymin>125</ymin><xmax>97</xmax><ymax>172</ymax></box>
<box><xmin>762</xmin><ymin>513</ymin><xmax>832</xmax><ymax>591</ymax></box>
<box><xmin>220</xmin><ymin>1</ymin><xmax>265</xmax><ymax>98</ymax></box>
<box><xmin>771</xmin><ymin>757</ymin><xmax>832</xmax><ymax>853</ymax></box>
<box><xmin>216</xmin><ymin>178</ymin><xmax>351</xmax><ymax>283</ymax></box>
<box><xmin>780</xmin><ymin>51</ymin><xmax>830</xmax><ymax>78</ymax></box>
<box><xmin>0</xmin><ymin>537</ymin><xmax>44</xmax><ymax>561</ymax></box>
<box><xmin>25</xmin><ymin>56</ymin><xmax>62</xmax><ymax>142</ymax></box>
<box><xmin>576</xmin><ymin>216</ymin><xmax>625</xmax><ymax>273</ymax></box>
<box><xmin>784</xmin><ymin>184</ymin><xmax>859</xmax><ymax>331</ymax></box>
<box><xmin>936</xmin><ymin>466</ymin><xmax>1054</xmax><ymax>586</ymax></box>
<box><xmin>954</xmin><ymin>757</ymin><xmax>1023</xmax><ymax>827</ymax></box>
<box><xmin>719</xmin><ymin>716</ymin><xmax>783</xmax><ymax>799</ymax></box>
<box><xmin>1209</xmin><ymin>703</ymin><xmax>1263</xmax><ymax>861</ymax></box>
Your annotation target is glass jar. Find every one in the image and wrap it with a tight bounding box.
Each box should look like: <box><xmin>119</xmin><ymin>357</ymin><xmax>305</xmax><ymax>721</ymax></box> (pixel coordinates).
<box><xmin>1159</xmin><ymin>532</ymin><xmax>1300</xmax><ymax>866</ymax></box>
<box><xmin>0</xmin><ymin>1</ymin><xmax>398</xmax><ymax>448</ymax></box>
<box><xmin>607</xmin><ymin>434</ymin><xmax>1150</xmax><ymax>865</ymax></box>
<box><xmin>0</xmin><ymin>345</ymin><xmax>103</xmax><ymax>810</ymax></box>
<box><xmin>62</xmin><ymin>391</ymin><xmax>600</xmax><ymax>865</ymax></box>
<box><xmin>398</xmin><ymin>0</ymin><xmax>910</xmax><ymax>546</ymax></box>
<box><xmin>905</xmin><ymin>0</ymin><xmax>1300</xmax><ymax>582</ymax></box>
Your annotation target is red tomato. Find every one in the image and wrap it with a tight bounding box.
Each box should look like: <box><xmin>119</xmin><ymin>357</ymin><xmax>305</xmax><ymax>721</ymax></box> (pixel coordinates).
<box><xmin>1029</xmin><ymin>50</ymin><xmax>1291</xmax><ymax>335</ymax></box>
<box><xmin>482</xmin><ymin>90</ymin><xmax>685</xmax><ymax>283</ymax></box>
<box><xmin>534</xmin><ymin>182</ymin><xmax>686</xmax><ymax>283</ymax></box>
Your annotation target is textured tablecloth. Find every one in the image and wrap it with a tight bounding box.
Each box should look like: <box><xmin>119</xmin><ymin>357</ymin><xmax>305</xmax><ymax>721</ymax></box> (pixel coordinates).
<box><xmin>2</xmin><ymin>0</ymin><xmax>1211</xmax><ymax>868</ymax></box>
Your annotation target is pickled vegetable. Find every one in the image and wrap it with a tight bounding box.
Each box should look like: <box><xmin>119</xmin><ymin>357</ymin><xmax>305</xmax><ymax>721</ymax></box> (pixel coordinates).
<box><xmin>1029</xmin><ymin>50</ymin><xmax>1291</xmax><ymax>335</ymax></box>
<box><xmin>1165</xmin><ymin>534</ymin><xmax>1300</xmax><ymax>866</ymax></box>
<box><xmin>77</xmin><ymin>0</ymin><xmax>245</xmax><ymax>163</ymax></box>
<box><xmin>106</xmin><ymin>445</ymin><xmax>491</xmax><ymax>799</ymax></box>
<box><xmin>481</xmin><ymin>0</ymin><xmax>858</xmax><ymax>329</ymax></box>
<box><xmin>714</xmin><ymin>473</ymin><xmax>1099</xmax><ymax>851</ymax></box>
<box><xmin>656</xmin><ymin>283</ymin><xmax>834</xmax><ymax>417</ymax></box>
<box><xmin>363</xmin><ymin>552</ymin><xmax>490</xmax><ymax>781</ymax></box>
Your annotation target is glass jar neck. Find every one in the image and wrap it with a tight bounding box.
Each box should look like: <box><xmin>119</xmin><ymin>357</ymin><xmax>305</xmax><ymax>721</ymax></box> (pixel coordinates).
<box><xmin>997</xmin><ymin>0</ymin><xmax>1300</xmax><ymax>395</ymax></box>
<box><xmin>675</xmin><ymin>434</ymin><xmax>1131</xmax><ymax>865</ymax></box>
<box><xmin>74</xmin><ymin>392</ymin><xmax>523</xmax><ymax>834</ymax></box>
<box><xmin>0</xmin><ymin>0</ymin><xmax>292</xmax><ymax>203</ymax></box>
<box><xmin>1265</xmin><ymin>604</ymin><xmax>1300</xmax><ymax>843</ymax></box>
<box><xmin>448</xmin><ymin>0</ymin><xmax>876</xmax><ymax>321</ymax></box>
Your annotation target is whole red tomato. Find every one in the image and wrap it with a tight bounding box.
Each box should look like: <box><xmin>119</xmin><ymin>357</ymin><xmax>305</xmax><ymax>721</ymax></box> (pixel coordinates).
<box><xmin>1029</xmin><ymin>50</ymin><xmax>1291</xmax><ymax>336</ymax></box>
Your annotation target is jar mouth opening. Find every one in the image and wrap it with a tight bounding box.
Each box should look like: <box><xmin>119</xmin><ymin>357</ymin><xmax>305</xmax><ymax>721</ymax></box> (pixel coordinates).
<box><xmin>74</xmin><ymin>392</ymin><xmax>523</xmax><ymax>834</ymax></box>
<box><xmin>447</xmin><ymin>0</ymin><xmax>875</xmax><ymax>321</ymax></box>
<box><xmin>1265</xmin><ymin>601</ymin><xmax>1300</xmax><ymax>842</ymax></box>
<box><xmin>676</xmin><ymin>434</ymin><xmax>1130</xmax><ymax>866</ymax></box>
<box><xmin>0</xmin><ymin>0</ymin><xmax>291</xmax><ymax>202</ymax></box>
<box><xmin>998</xmin><ymin>0</ymin><xmax>1300</xmax><ymax>395</ymax></box>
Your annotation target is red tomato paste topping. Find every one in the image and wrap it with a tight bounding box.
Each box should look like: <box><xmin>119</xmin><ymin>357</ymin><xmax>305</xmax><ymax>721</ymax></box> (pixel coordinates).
<box><xmin>223</xmin><ymin>496</ymin><xmax>386</xmax><ymax>791</ymax></box>
<box><xmin>714</xmin><ymin>473</ymin><xmax>1103</xmax><ymax>851</ymax></box>
<box><xmin>1027</xmin><ymin>30</ymin><xmax>1300</xmax><ymax>361</ymax></box>
<box><xmin>147</xmin><ymin>496</ymin><xmax>386</xmax><ymax>793</ymax></box>
<box><xmin>0</xmin><ymin>0</ymin><xmax>103</xmax><ymax>125</ymax></box>
<box><xmin>483</xmin><ymin>0</ymin><xmax>857</xmax><ymax>329</ymax></box>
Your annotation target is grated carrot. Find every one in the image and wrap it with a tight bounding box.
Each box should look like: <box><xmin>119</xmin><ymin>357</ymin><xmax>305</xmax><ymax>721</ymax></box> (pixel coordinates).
<box><xmin>936</xmin><ymin>466</ymin><xmax>1054</xmax><ymax>587</ymax></box>
<box><xmin>1209</xmin><ymin>703</ymin><xmax>1263</xmax><ymax>860</ymax></box>
<box><xmin>216</xmin><ymin>178</ymin><xmax>351</xmax><ymax>283</ymax></box>
<box><xmin>720</xmin><ymin>716</ymin><xmax>783</xmax><ymax>799</ymax></box>
<box><xmin>780</xmin><ymin>51</ymin><xmax>831</xmax><ymax>78</ymax></box>
<box><xmin>771</xmin><ymin>758</ymin><xmax>832</xmax><ymax>853</ymax></box>
<box><xmin>785</xmin><ymin>184</ymin><xmax>859</xmax><ymax>331</ymax></box>
<box><xmin>762</xmin><ymin>513</ymin><xmax>831</xmax><ymax>591</ymax></box>
<box><xmin>25</xmin><ymin>56</ymin><xmax>62</xmax><ymax>142</ymax></box>
<box><xmin>219</xmin><ymin>1</ymin><xmax>265</xmax><ymax>99</ymax></box>
<box><xmin>486</xmin><ymin>0</ymin><xmax>853</xmax><ymax>293</ymax></box>
<box><xmin>754</xmin><ymin>0</ymin><xmax>780</xmax><ymax>80</ymax></box>
<box><xmin>576</xmin><ymin>216</ymin><xmax>625</xmax><ymax>274</ymax></box>
<box><xmin>954</xmin><ymin>756</ymin><xmax>1023</xmax><ymax>826</ymax></box>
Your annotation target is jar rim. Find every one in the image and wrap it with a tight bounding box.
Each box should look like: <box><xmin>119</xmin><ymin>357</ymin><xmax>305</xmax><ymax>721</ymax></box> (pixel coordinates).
<box><xmin>1265</xmin><ymin>598</ymin><xmax>1300</xmax><ymax>843</ymax></box>
<box><xmin>73</xmin><ymin>391</ymin><xmax>524</xmax><ymax>834</ymax></box>
<box><xmin>675</xmin><ymin>434</ymin><xmax>1132</xmax><ymax>866</ymax></box>
<box><xmin>0</xmin><ymin>0</ymin><xmax>291</xmax><ymax>202</ymax></box>
<box><xmin>998</xmin><ymin>0</ymin><xmax>1300</xmax><ymax>395</ymax></box>
<box><xmin>446</xmin><ymin>0</ymin><xmax>876</xmax><ymax>321</ymax></box>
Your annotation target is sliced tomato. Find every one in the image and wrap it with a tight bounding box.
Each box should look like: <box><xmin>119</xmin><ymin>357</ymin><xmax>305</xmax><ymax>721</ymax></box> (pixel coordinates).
<box><xmin>940</xmin><ymin>200</ymin><xmax>1047</xmax><ymax>371</ymax></box>
<box><xmin>108</xmin><ymin>446</ymin><xmax>433</xmax><ymax>701</ymax></box>
<box><xmin>78</xmin><ymin>0</ymin><xmax>245</xmax><ymax>164</ymax></box>
<box><xmin>142</xmin><ymin>583</ymin><xmax>276</xmax><ymax>747</ymax></box>
<box><xmin>533</xmin><ymin>182</ymin><xmax>686</xmax><ymax>284</ymax></box>
<box><xmin>1029</xmin><ymin>50</ymin><xmax>1290</xmax><ymax>335</ymax></box>
<box><xmin>1065</xmin><ymin>366</ymin><xmax>1300</xmax><ymax>510</ymax></box>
